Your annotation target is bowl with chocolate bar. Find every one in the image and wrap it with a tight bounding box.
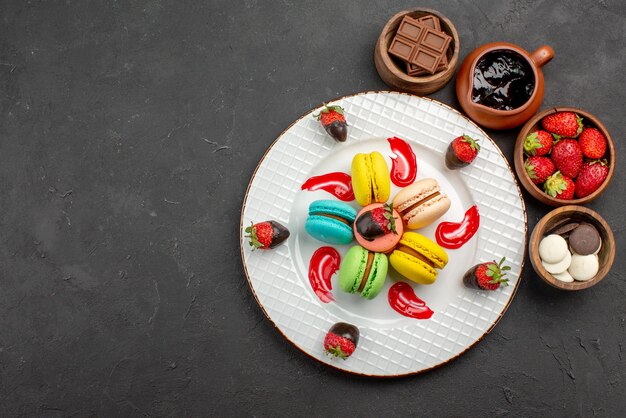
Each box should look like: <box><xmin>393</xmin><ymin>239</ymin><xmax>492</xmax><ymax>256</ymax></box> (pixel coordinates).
<box><xmin>456</xmin><ymin>42</ymin><xmax>554</xmax><ymax>130</ymax></box>
<box><xmin>529</xmin><ymin>205</ymin><xmax>615</xmax><ymax>291</ymax></box>
<box><xmin>375</xmin><ymin>9</ymin><xmax>460</xmax><ymax>95</ymax></box>
<box><xmin>514</xmin><ymin>107</ymin><xmax>615</xmax><ymax>206</ymax></box>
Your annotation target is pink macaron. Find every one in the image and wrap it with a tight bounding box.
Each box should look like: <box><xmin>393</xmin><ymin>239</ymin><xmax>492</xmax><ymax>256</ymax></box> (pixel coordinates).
<box><xmin>353</xmin><ymin>203</ymin><xmax>404</xmax><ymax>253</ymax></box>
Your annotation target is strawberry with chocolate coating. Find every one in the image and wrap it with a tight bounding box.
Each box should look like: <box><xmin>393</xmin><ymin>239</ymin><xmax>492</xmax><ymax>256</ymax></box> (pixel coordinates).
<box><xmin>575</xmin><ymin>160</ymin><xmax>609</xmax><ymax>198</ymax></box>
<box><xmin>323</xmin><ymin>322</ymin><xmax>359</xmax><ymax>359</ymax></box>
<box><xmin>314</xmin><ymin>104</ymin><xmax>348</xmax><ymax>142</ymax></box>
<box><xmin>354</xmin><ymin>203</ymin><xmax>397</xmax><ymax>241</ymax></box>
<box><xmin>523</xmin><ymin>130</ymin><xmax>553</xmax><ymax>156</ymax></box>
<box><xmin>245</xmin><ymin>220</ymin><xmax>290</xmax><ymax>250</ymax></box>
<box><xmin>445</xmin><ymin>134</ymin><xmax>480</xmax><ymax>169</ymax></box>
<box><xmin>544</xmin><ymin>171</ymin><xmax>576</xmax><ymax>200</ymax></box>
<box><xmin>525</xmin><ymin>156</ymin><xmax>555</xmax><ymax>185</ymax></box>
<box><xmin>551</xmin><ymin>139</ymin><xmax>583</xmax><ymax>179</ymax></box>
<box><xmin>541</xmin><ymin>111</ymin><xmax>583</xmax><ymax>138</ymax></box>
<box><xmin>578</xmin><ymin>128</ymin><xmax>607</xmax><ymax>159</ymax></box>
<box><xmin>463</xmin><ymin>257</ymin><xmax>510</xmax><ymax>291</ymax></box>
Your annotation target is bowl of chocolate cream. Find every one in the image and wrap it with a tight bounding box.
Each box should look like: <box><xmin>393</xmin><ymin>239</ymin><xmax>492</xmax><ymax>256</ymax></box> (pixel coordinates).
<box><xmin>456</xmin><ymin>42</ymin><xmax>554</xmax><ymax>130</ymax></box>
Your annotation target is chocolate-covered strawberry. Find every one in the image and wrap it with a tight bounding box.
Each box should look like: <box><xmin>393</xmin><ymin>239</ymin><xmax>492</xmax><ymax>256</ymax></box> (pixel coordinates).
<box><xmin>354</xmin><ymin>203</ymin><xmax>397</xmax><ymax>241</ymax></box>
<box><xmin>463</xmin><ymin>257</ymin><xmax>510</xmax><ymax>291</ymax></box>
<box><xmin>523</xmin><ymin>130</ymin><xmax>553</xmax><ymax>156</ymax></box>
<box><xmin>445</xmin><ymin>134</ymin><xmax>480</xmax><ymax>169</ymax></box>
<box><xmin>314</xmin><ymin>104</ymin><xmax>348</xmax><ymax>142</ymax></box>
<box><xmin>245</xmin><ymin>220</ymin><xmax>290</xmax><ymax>250</ymax></box>
<box><xmin>575</xmin><ymin>160</ymin><xmax>609</xmax><ymax>198</ymax></box>
<box><xmin>323</xmin><ymin>322</ymin><xmax>359</xmax><ymax>359</ymax></box>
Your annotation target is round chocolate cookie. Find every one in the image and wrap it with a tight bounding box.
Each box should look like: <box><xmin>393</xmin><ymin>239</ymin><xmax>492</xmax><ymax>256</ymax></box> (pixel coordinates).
<box><xmin>569</xmin><ymin>223</ymin><xmax>601</xmax><ymax>255</ymax></box>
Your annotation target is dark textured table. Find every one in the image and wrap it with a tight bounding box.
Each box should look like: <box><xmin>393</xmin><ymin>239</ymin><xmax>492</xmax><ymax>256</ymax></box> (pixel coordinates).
<box><xmin>1</xmin><ymin>1</ymin><xmax>625</xmax><ymax>416</ymax></box>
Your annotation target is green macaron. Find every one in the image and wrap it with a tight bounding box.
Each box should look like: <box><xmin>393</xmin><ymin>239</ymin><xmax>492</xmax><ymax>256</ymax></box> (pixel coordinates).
<box><xmin>338</xmin><ymin>245</ymin><xmax>388</xmax><ymax>300</ymax></box>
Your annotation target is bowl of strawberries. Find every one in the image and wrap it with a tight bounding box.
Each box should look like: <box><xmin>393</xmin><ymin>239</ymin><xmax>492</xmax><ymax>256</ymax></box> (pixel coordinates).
<box><xmin>514</xmin><ymin>107</ymin><xmax>615</xmax><ymax>206</ymax></box>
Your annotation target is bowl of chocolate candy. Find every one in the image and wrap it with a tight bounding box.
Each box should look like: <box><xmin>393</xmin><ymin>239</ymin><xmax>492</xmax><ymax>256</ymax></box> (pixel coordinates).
<box><xmin>456</xmin><ymin>42</ymin><xmax>554</xmax><ymax>130</ymax></box>
<box><xmin>529</xmin><ymin>205</ymin><xmax>615</xmax><ymax>291</ymax></box>
<box><xmin>375</xmin><ymin>9</ymin><xmax>460</xmax><ymax>95</ymax></box>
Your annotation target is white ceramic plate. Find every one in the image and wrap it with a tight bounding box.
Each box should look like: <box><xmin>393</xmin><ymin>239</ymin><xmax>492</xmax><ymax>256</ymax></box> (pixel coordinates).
<box><xmin>240</xmin><ymin>92</ymin><xmax>527</xmax><ymax>376</ymax></box>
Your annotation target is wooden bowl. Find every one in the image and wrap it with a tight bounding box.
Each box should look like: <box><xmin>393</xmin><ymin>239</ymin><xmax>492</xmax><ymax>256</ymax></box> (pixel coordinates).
<box><xmin>529</xmin><ymin>205</ymin><xmax>615</xmax><ymax>291</ymax></box>
<box><xmin>514</xmin><ymin>107</ymin><xmax>615</xmax><ymax>206</ymax></box>
<box><xmin>374</xmin><ymin>9</ymin><xmax>460</xmax><ymax>95</ymax></box>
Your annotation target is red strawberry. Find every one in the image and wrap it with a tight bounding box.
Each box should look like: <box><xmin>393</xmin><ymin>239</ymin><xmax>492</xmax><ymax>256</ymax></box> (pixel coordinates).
<box><xmin>578</xmin><ymin>128</ymin><xmax>607</xmax><ymax>159</ymax></box>
<box><xmin>541</xmin><ymin>111</ymin><xmax>583</xmax><ymax>138</ymax></box>
<box><xmin>575</xmin><ymin>160</ymin><xmax>609</xmax><ymax>198</ymax></box>
<box><xmin>551</xmin><ymin>139</ymin><xmax>583</xmax><ymax>178</ymax></box>
<box><xmin>245</xmin><ymin>220</ymin><xmax>290</xmax><ymax>250</ymax></box>
<box><xmin>354</xmin><ymin>203</ymin><xmax>398</xmax><ymax>241</ymax></box>
<box><xmin>525</xmin><ymin>156</ymin><xmax>555</xmax><ymax>184</ymax></box>
<box><xmin>463</xmin><ymin>257</ymin><xmax>510</xmax><ymax>291</ymax></box>
<box><xmin>544</xmin><ymin>171</ymin><xmax>576</xmax><ymax>200</ymax></box>
<box><xmin>523</xmin><ymin>130</ymin><xmax>553</xmax><ymax>156</ymax></box>
<box><xmin>314</xmin><ymin>104</ymin><xmax>348</xmax><ymax>142</ymax></box>
<box><xmin>445</xmin><ymin>135</ymin><xmax>480</xmax><ymax>169</ymax></box>
<box><xmin>323</xmin><ymin>322</ymin><xmax>359</xmax><ymax>359</ymax></box>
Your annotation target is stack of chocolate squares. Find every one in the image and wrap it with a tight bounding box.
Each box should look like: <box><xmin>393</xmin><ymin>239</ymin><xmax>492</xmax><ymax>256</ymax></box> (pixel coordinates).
<box><xmin>388</xmin><ymin>15</ymin><xmax>452</xmax><ymax>76</ymax></box>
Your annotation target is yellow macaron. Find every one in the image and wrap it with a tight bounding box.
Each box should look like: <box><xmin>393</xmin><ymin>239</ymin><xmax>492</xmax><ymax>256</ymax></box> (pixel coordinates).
<box><xmin>351</xmin><ymin>151</ymin><xmax>390</xmax><ymax>206</ymax></box>
<box><xmin>389</xmin><ymin>232</ymin><xmax>448</xmax><ymax>285</ymax></box>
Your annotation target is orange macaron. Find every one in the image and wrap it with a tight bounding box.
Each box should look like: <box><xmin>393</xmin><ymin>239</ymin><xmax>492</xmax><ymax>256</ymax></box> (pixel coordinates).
<box><xmin>393</xmin><ymin>178</ymin><xmax>451</xmax><ymax>230</ymax></box>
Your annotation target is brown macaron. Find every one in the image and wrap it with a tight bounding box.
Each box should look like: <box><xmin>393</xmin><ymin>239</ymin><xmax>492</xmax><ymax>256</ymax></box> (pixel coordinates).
<box><xmin>392</xmin><ymin>178</ymin><xmax>451</xmax><ymax>230</ymax></box>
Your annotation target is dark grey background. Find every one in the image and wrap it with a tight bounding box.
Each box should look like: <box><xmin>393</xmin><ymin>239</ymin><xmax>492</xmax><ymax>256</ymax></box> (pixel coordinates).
<box><xmin>1</xmin><ymin>0</ymin><xmax>624</xmax><ymax>416</ymax></box>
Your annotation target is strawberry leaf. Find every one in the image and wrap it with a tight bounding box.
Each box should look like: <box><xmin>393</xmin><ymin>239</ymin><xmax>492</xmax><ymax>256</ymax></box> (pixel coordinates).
<box><xmin>525</xmin><ymin>160</ymin><xmax>537</xmax><ymax>179</ymax></box>
<box><xmin>523</xmin><ymin>132</ymin><xmax>540</xmax><ymax>155</ymax></box>
<box><xmin>325</xmin><ymin>344</ymin><xmax>348</xmax><ymax>360</ymax></box>
<box><xmin>462</xmin><ymin>135</ymin><xmax>480</xmax><ymax>152</ymax></box>
<box><xmin>383</xmin><ymin>203</ymin><xmax>397</xmax><ymax>234</ymax></box>
<box><xmin>245</xmin><ymin>222</ymin><xmax>263</xmax><ymax>250</ymax></box>
<box><xmin>575</xmin><ymin>114</ymin><xmax>584</xmax><ymax>136</ymax></box>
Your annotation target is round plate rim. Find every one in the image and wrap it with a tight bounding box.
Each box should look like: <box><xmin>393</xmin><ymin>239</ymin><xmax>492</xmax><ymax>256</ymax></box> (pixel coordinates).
<box><xmin>239</xmin><ymin>90</ymin><xmax>528</xmax><ymax>377</ymax></box>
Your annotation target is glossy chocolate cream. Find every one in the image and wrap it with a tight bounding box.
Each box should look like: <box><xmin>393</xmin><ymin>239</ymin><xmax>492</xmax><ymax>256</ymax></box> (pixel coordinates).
<box><xmin>471</xmin><ymin>50</ymin><xmax>535</xmax><ymax>111</ymax></box>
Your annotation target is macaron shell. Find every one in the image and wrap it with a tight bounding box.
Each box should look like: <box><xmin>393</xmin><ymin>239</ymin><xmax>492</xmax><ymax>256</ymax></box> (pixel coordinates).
<box><xmin>360</xmin><ymin>252</ymin><xmax>388</xmax><ymax>299</ymax></box>
<box><xmin>539</xmin><ymin>234</ymin><xmax>568</xmax><ymax>264</ymax></box>
<box><xmin>351</xmin><ymin>153</ymin><xmax>373</xmax><ymax>206</ymax></box>
<box><xmin>399</xmin><ymin>231</ymin><xmax>449</xmax><ymax>269</ymax></box>
<box><xmin>393</xmin><ymin>178</ymin><xmax>440</xmax><ymax>209</ymax></box>
<box><xmin>404</xmin><ymin>194</ymin><xmax>451</xmax><ymax>230</ymax></box>
<box><xmin>370</xmin><ymin>151</ymin><xmax>390</xmax><ymax>203</ymax></box>
<box><xmin>389</xmin><ymin>250</ymin><xmax>437</xmax><ymax>285</ymax></box>
<box><xmin>338</xmin><ymin>246</ymin><xmax>368</xmax><ymax>293</ymax></box>
<box><xmin>568</xmin><ymin>254</ymin><xmax>599</xmax><ymax>281</ymax></box>
<box><xmin>354</xmin><ymin>204</ymin><xmax>404</xmax><ymax>253</ymax></box>
<box><xmin>541</xmin><ymin>250</ymin><xmax>572</xmax><ymax>274</ymax></box>
<box><xmin>308</xmin><ymin>199</ymin><xmax>357</xmax><ymax>223</ymax></box>
<box><xmin>305</xmin><ymin>215</ymin><xmax>354</xmax><ymax>245</ymax></box>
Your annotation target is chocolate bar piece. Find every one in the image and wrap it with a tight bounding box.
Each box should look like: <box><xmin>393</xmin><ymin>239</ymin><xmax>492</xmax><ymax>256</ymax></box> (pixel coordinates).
<box><xmin>418</xmin><ymin>15</ymin><xmax>448</xmax><ymax>67</ymax></box>
<box><xmin>388</xmin><ymin>15</ymin><xmax>452</xmax><ymax>74</ymax></box>
<box><xmin>396</xmin><ymin>16</ymin><xmax>424</xmax><ymax>41</ymax></box>
<box><xmin>411</xmin><ymin>48</ymin><xmax>441</xmax><ymax>73</ymax></box>
<box><xmin>389</xmin><ymin>37</ymin><xmax>416</xmax><ymax>62</ymax></box>
<box><xmin>420</xmin><ymin>27</ymin><xmax>450</xmax><ymax>54</ymax></box>
<box><xmin>406</xmin><ymin>15</ymin><xmax>449</xmax><ymax>76</ymax></box>
<box><xmin>418</xmin><ymin>15</ymin><xmax>441</xmax><ymax>31</ymax></box>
